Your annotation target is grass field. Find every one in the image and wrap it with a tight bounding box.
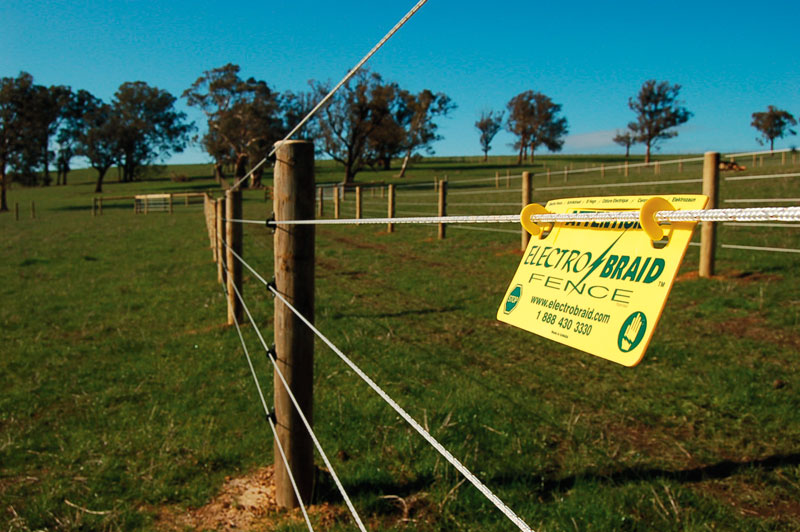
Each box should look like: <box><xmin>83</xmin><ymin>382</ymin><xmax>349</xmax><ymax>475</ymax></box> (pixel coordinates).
<box><xmin>1</xmin><ymin>153</ymin><xmax>799</xmax><ymax>531</ymax></box>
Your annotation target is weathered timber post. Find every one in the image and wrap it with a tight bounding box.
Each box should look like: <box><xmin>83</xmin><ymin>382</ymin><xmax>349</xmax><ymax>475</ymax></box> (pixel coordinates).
<box><xmin>144</xmin><ymin>196</ymin><xmax>149</xmax><ymax>215</ymax></box>
<box><xmin>752</xmin><ymin>154</ymin><xmax>756</xmax><ymax>167</ymax></box>
<box><xmin>210</xmin><ymin>198</ymin><xmax>217</xmax><ymax>263</ymax></box>
<box><xmin>678</xmin><ymin>160</ymin><xmax>683</xmax><ymax>173</ymax></box>
<box><xmin>334</xmin><ymin>185</ymin><xmax>340</xmax><ymax>219</ymax></box>
<box><xmin>355</xmin><ymin>186</ymin><xmax>362</xmax><ymax>219</ymax></box>
<box><xmin>601</xmin><ymin>163</ymin><xmax>605</xmax><ymax>178</ymax></box>
<box><xmin>495</xmin><ymin>171</ymin><xmax>499</xmax><ymax>188</ymax></box>
<box><xmin>216</xmin><ymin>198</ymin><xmax>225</xmax><ymax>285</ymax></box>
<box><xmin>521</xmin><ymin>171</ymin><xmax>532</xmax><ymax>251</ymax></box>
<box><xmin>624</xmin><ymin>161</ymin><xmax>629</xmax><ymax>177</ymax></box>
<box><xmin>225</xmin><ymin>188</ymin><xmax>243</xmax><ymax>324</ymax></box>
<box><xmin>547</xmin><ymin>168</ymin><xmax>551</xmax><ymax>184</ymax></box>
<box><xmin>699</xmin><ymin>151</ymin><xmax>720</xmax><ymax>278</ymax></box>
<box><xmin>438</xmin><ymin>179</ymin><xmax>447</xmax><ymax>240</ymax></box>
<box><xmin>273</xmin><ymin>140</ymin><xmax>315</xmax><ymax>509</ymax></box>
<box><xmin>168</xmin><ymin>194</ymin><xmax>173</xmax><ymax>214</ymax></box>
<box><xmin>506</xmin><ymin>169</ymin><xmax>510</xmax><ymax>188</ymax></box>
<box><xmin>387</xmin><ymin>184</ymin><xmax>396</xmax><ymax>233</ymax></box>
<box><xmin>563</xmin><ymin>166</ymin><xmax>568</xmax><ymax>183</ymax></box>
<box><xmin>318</xmin><ymin>187</ymin><xmax>324</xmax><ymax>218</ymax></box>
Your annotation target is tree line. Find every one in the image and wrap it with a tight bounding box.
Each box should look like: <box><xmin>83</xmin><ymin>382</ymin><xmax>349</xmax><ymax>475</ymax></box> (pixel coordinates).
<box><xmin>476</xmin><ymin>79</ymin><xmax>797</xmax><ymax>165</ymax></box>
<box><xmin>1</xmin><ymin>69</ymin><xmax>797</xmax><ymax>213</ymax></box>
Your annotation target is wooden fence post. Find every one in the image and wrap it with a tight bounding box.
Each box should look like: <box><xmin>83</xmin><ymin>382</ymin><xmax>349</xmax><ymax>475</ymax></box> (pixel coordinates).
<box><xmin>334</xmin><ymin>185</ymin><xmax>340</xmax><ymax>219</ymax></box>
<box><xmin>521</xmin><ymin>171</ymin><xmax>532</xmax><ymax>251</ymax></box>
<box><xmin>388</xmin><ymin>184</ymin><xmax>395</xmax><ymax>233</ymax></box>
<box><xmin>547</xmin><ymin>168</ymin><xmax>551</xmax><ymax>184</ymax></box>
<box><xmin>355</xmin><ymin>186</ymin><xmax>362</xmax><ymax>219</ymax></box>
<box><xmin>624</xmin><ymin>161</ymin><xmax>629</xmax><ymax>177</ymax></box>
<box><xmin>782</xmin><ymin>151</ymin><xmax>786</xmax><ymax>165</ymax></box>
<box><xmin>495</xmin><ymin>171</ymin><xmax>499</xmax><ymax>188</ymax></box>
<box><xmin>563</xmin><ymin>166</ymin><xmax>568</xmax><ymax>183</ymax></box>
<box><xmin>216</xmin><ymin>198</ymin><xmax>225</xmax><ymax>285</ymax></box>
<box><xmin>600</xmin><ymin>163</ymin><xmax>605</xmax><ymax>178</ymax></box>
<box><xmin>752</xmin><ymin>154</ymin><xmax>756</xmax><ymax>167</ymax></box>
<box><xmin>438</xmin><ymin>179</ymin><xmax>447</xmax><ymax>239</ymax></box>
<box><xmin>273</xmin><ymin>140</ymin><xmax>315</xmax><ymax>509</ymax></box>
<box><xmin>506</xmin><ymin>170</ymin><xmax>510</xmax><ymax>188</ymax></box>
<box><xmin>318</xmin><ymin>187</ymin><xmax>324</xmax><ymax>218</ymax></box>
<box><xmin>678</xmin><ymin>160</ymin><xmax>683</xmax><ymax>173</ymax></box>
<box><xmin>699</xmin><ymin>151</ymin><xmax>720</xmax><ymax>278</ymax></box>
<box><xmin>226</xmin><ymin>189</ymin><xmax>243</xmax><ymax>324</ymax></box>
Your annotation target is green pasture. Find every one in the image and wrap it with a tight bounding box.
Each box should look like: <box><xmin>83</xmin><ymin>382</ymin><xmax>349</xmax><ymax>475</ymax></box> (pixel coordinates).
<box><xmin>1</xmin><ymin>153</ymin><xmax>799</xmax><ymax>531</ymax></box>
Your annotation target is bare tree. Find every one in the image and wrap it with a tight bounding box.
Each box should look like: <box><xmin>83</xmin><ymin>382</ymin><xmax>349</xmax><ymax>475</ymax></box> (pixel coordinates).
<box><xmin>184</xmin><ymin>64</ymin><xmax>283</xmax><ymax>187</ymax></box>
<box><xmin>628</xmin><ymin>80</ymin><xmax>691</xmax><ymax>163</ymax></box>
<box><xmin>751</xmin><ymin>106</ymin><xmax>797</xmax><ymax>153</ymax></box>
<box><xmin>506</xmin><ymin>91</ymin><xmax>568</xmax><ymax>165</ymax></box>
<box><xmin>312</xmin><ymin>71</ymin><xmax>395</xmax><ymax>184</ymax></box>
<box><xmin>612</xmin><ymin>129</ymin><xmax>636</xmax><ymax>158</ymax></box>
<box><xmin>475</xmin><ymin>110</ymin><xmax>503</xmax><ymax>162</ymax></box>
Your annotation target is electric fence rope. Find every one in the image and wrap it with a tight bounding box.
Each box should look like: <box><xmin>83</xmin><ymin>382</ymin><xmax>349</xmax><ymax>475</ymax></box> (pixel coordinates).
<box><xmin>264</xmin><ymin>284</ymin><xmax>536</xmax><ymax>532</ymax></box>
<box><xmin>225</xmin><ymin>206</ymin><xmax>800</xmax><ymax>227</ymax></box>
<box><xmin>220</xmin><ymin>276</ymin><xmax>315</xmax><ymax>532</ymax></box>
<box><xmin>221</xmin><ymin>259</ymin><xmax>368</xmax><ymax>532</ymax></box>
<box><xmin>219</xmin><ymin>244</ymin><xmax>535</xmax><ymax>531</ymax></box>
<box><xmin>232</xmin><ymin>0</ymin><xmax>429</xmax><ymax>190</ymax></box>
<box><xmin>725</xmin><ymin>171</ymin><xmax>800</xmax><ymax>182</ymax></box>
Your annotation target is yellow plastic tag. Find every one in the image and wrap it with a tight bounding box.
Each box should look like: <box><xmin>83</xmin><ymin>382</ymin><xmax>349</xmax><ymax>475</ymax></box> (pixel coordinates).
<box><xmin>497</xmin><ymin>194</ymin><xmax>708</xmax><ymax>366</ymax></box>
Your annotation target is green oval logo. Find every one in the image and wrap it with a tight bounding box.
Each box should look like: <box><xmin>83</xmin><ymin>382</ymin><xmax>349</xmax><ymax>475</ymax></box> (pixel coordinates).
<box><xmin>618</xmin><ymin>311</ymin><xmax>647</xmax><ymax>352</ymax></box>
<box><xmin>504</xmin><ymin>285</ymin><xmax>522</xmax><ymax>314</ymax></box>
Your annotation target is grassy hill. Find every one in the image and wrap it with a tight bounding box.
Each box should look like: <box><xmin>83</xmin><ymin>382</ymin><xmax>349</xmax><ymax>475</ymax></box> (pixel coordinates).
<box><xmin>1</xmin><ymin>154</ymin><xmax>799</xmax><ymax>531</ymax></box>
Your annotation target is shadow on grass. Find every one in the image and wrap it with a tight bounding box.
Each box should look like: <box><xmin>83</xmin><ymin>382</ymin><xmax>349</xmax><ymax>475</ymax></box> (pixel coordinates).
<box><xmin>510</xmin><ymin>452</ymin><xmax>800</xmax><ymax>499</ymax></box>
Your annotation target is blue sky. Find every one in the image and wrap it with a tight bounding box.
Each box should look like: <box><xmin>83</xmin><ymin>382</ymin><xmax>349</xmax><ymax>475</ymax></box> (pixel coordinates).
<box><xmin>2</xmin><ymin>0</ymin><xmax>799</xmax><ymax>165</ymax></box>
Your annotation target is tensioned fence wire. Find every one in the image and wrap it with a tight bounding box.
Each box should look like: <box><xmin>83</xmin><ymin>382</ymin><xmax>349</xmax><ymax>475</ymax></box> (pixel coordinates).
<box><xmin>220</xmin><ymin>239</ymin><xmax>536</xmax><ymax>532</ymax></box>
<box><xmin>231</xmin><ymin>0</ymin><xmax>429</xmax><ymax>191</ymax></box>
<box><xmin>220</xmin><ymin>274</ymin><xmax>315</xmax><ymax>532</ymax></box>
<box><xmin>220</xmin><ymin>257</ymin><xmax>368</xmax><ymax>532</ymax></box>
<box><xmin>223</xmin><ymin>206</ymin><xmax>800</xmax><ymax>227</ymax></box>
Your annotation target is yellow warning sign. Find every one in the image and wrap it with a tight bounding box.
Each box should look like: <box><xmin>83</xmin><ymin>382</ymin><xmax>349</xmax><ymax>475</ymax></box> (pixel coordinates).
<box><xmin>497</xmin><ymin>195</ymin><xmax>708</xmax><ymax>366</ymax></box>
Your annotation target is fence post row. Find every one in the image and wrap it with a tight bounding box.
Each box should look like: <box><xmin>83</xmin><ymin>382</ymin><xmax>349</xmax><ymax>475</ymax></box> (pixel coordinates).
<box><xmin>438</xmin><ymin>179</ymin><xmax>447</xmax><ymax>239</ymax></box>
<box><xmin>521</xmin><ymin>171</ymin><xmax>532</xmax><ymax>251</ymax></box>
<box><xmin>216</xmin><ymin>198</ymin><xmax>225</xmax><ymax>285</ymax></box>
<box><xmin>699</xmin><ymin>151</ymin><xmax>720</xmax><ymax>278</ymax></box>
<box><xmin>356</xmin><ymin>185</ymin><xmax>362</xmax><ymax>219</ymax></box>
<box><xmin>273</xmin><ymin>140</ymin><xmax>315</xmax><ymax>509</ymax></box>
<box><xmin>388</xmin><ymin>183</ymin><xmax>396</xmax><ymax>233</ymax></box>
<box><xmin>225</xmin><ymin>189</ymin><xmax>243</xmax><ymax>325</ymax></box>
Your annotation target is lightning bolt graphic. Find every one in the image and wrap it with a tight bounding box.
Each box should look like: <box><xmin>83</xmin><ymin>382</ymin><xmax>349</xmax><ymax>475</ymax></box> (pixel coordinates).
<box><xmin>567</xmin><ymin>228</ymin><xmax>628</xmax><ymax>295</ymax></box>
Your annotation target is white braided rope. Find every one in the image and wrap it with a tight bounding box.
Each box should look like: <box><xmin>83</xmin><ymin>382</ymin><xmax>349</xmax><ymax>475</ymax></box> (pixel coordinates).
<box><xmin>221</xmin><ymin>275</ymin><xmax>314</xmax><ymax>532</ymax></box>
<box><xmin>267</xmin><ymin>284</ymin><xmax>534</xmax><ymax>532</ymax></box>
<box><xmin>224</xmin><ymin>265</ymin><xmax>368</xmax><ymax>532</ymax></box>
<box><xmin>232</xmin><ymin>0</ymin><xmax>429</xmax><ymax>190</ymax></box>
<box><xmin>261</xmin><ymin>207</ymin><xmax>800</xmax><ymax>226</ymax></box>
